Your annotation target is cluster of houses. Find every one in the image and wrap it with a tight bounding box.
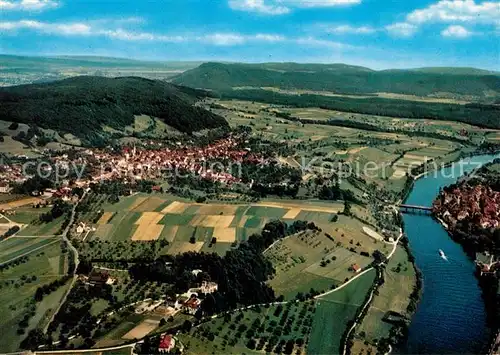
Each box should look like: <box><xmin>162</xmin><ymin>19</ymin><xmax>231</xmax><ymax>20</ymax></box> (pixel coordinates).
<box><xmin>0</xmin><ymin>136</ymin><xmax>268</xmax><ymax>194</ymax></box>
<box><xmin>86</xmin><ymin>136</ymin><xmax>263</xmax><ymax>184</ymax></box>
<box><xmin>434</xmin><ymin>184</ymin><xmax>500</xmax><ymax>230</ymax></box>
<box><xmin>0</xmin><ymin>164</ymin><xmax>26</xmax><ymax>193</ymax></box>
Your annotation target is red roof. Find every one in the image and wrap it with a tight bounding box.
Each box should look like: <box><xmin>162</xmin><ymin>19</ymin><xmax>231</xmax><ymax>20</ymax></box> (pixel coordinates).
<box><xmin>184</xmin><ymin>298</ymin><xmax>200</xmax><ymax>309</ymax></box>
<box><xmin>159</xmin><ymin>334</ymin><xmax>173</xmax><ymax>349</ymax></box>
<box><xmin>352</xmin><ymin>264</ymin><xmax>361</xmax><ymax>272</ymax></box>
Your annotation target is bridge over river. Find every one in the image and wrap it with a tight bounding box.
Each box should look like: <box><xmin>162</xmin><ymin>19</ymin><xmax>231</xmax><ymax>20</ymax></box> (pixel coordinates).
<box><xmin>399</xmin><ymin>204</ymin><xmax>433</xmax><ymax>214</ymax></box>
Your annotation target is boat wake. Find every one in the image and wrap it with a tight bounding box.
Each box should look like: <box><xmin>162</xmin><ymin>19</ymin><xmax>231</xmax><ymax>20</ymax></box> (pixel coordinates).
<box><xmin>439</xmin><ymin>249</ymin><xmax>448</xmax><ymax>261</ymax></box>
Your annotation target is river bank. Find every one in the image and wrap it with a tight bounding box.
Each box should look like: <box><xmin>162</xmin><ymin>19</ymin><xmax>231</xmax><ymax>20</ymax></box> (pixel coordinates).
<box><xmin>400</xmin><ymin>152</ymin><xmax>499</xmax><ymax>353</ymax></box>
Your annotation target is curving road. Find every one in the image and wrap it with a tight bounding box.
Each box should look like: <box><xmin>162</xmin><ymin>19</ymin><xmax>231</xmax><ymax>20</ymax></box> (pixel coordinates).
<box><xmin>43</xmin><ymin>191</ymin><xmax>86</xmax><ymax>333</ymax></box>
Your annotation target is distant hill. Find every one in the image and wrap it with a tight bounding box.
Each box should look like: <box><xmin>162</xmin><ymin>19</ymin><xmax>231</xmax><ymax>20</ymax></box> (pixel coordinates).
<box><xmin>0</xmin><ymin>76</ymin><xmax>228</xmax><ymax>144</ymax></box>
<box><xmin>172</xmin><ymin>62</ymin><xmax>500</xmax><ymax>99</ymax></box>
<box><xmin>408</xmin><ymin>67</ymin><xmax>500</xmax><ymax>76</ymax></box>
<box><xmin>0</xmin><ymin>55</ymin><xmax>202</xmax><ymax>86</ymax></box>
<box><xmin>0</xmin><ymin>54</ymin><xmax>202</xmax><ymax>71</ymax></box>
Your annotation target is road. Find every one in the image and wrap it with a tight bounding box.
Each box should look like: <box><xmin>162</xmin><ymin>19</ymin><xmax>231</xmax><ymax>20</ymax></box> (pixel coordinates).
<box><xmin>43</xmin><ymin>190</ymin><xmax>86</xmax><ymax>333</ymax></box>
<box><xmin>35</xmin><ymin>342</ymin><xmax>134</xmax><ymax>354</ymax></box>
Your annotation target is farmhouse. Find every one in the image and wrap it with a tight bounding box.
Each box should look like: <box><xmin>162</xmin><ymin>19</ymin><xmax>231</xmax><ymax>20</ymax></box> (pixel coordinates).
<box><xmin>181</xmin><ymin>297</ymin><xmax>201</xmax><ymax>315</ymax></box>
<box><xmin>0</xmin><ymin>182</ymin><xmax>11</xmax><ymax>193</ymax></box>
<box><xmin>158</xmin><ymin>334</ymin><xmax>175</xmax><ymax>353</ymax></box>
<box><xmin>200</xmin><ymin>281</ymin><xmax>218</xmax><ymax>294</ymax></box>
<box><xmin>88</xmin><ymin>270</ymin><xmax>110</xmax><ymax>287</ymax></box>
<box><xmin>351</xmin><ymin>264</ymin><xmax>362</xmax><ymax>273</ymax></box>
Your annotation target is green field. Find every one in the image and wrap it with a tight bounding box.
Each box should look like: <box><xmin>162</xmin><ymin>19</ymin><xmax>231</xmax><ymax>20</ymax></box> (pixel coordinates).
<box><xmin>0</xmin><ymin>241</ymin><xmax>69</xmax><ymax>352</ymax></box>
<box><xmin>16</xmin><ymin>216</ymin><xmax>65</xmax><ymax>237</ymax></box>
<box><xmin>307</xmin><ymin>269</ymin><xmax>377</xmax><ymax>355</ymax></box>
<box><xmin>0</xmin><ymin>237</ymin><xmax>59</xmax><ymax>264</ymax></box>
<box><xmin>6</xmin><ymin>206</ymin><xmax>53</xmax><ymax>225</ymax></box>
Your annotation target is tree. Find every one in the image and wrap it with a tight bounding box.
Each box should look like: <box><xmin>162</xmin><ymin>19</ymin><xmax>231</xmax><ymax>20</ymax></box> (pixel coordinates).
<box><xmin>372</xmin><ymin>250</ymin><xmax>387</xmax><ymax>264</ymax></box>
<box><xmin>343</xmin><ymin>200</ymin><xmax>352</xmax><ymax>216</ymax></box>
<box><xmin>181</xmin><ymin>320</ymin><xmax>193</xmax><ymax>332</ymax></box>
<box><xmin>8</xmin><ymin>122</ymin><xmax>19</xmax><ymax>130</ymax></box>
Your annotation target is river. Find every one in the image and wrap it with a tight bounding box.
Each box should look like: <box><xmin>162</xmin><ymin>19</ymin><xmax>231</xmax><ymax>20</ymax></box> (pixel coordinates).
<box><xmin>401</xmin><ymin>153</ymin><xmax>499</xmax><ymax>354</ymax></box>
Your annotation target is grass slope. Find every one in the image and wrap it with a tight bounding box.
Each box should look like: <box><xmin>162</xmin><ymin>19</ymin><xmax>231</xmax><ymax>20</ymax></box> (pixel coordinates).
<box><xmin>0</xmin><ymin>241</ymin><xmax>68</xmax><ymax>352</ymax></box>
<box><xmin>308</xmin><ymin>269</ymin><xmax>376</xmax><ymax>355</ymax></box>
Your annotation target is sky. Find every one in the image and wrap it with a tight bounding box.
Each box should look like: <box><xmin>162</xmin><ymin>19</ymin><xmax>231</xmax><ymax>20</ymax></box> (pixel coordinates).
<box><xmin>0</xmin><ymin>0</ymin><xmax>499</xmax><ymax>69</ymax></box>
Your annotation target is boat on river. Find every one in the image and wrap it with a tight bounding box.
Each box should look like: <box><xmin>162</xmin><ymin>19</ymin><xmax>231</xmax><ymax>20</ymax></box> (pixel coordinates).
<box><xmin>439</xmin><ymin>249</ymin><xmax>448</xmax><ymax>260</ymax></box>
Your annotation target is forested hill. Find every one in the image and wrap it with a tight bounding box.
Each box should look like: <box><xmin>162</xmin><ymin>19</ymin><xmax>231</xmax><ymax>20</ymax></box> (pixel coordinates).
<box><xmin>172</xmin><ymin>62</ymin><xmax>500</xmax><ymax>100</ymax></box>
<box><xmin>0</xmin><ymin>76</ymin><xmax>228</xmax><ymax>143</ymax></box>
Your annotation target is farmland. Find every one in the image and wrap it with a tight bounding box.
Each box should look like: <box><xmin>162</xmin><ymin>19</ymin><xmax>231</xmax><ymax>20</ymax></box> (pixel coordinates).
<box><xmin>201</xmin><ymin>98</ymin><xmax>489</xmax><ymax>195</ymax></box>
<box><xmin>83</xmin><ymin>193</ymin><xmax>345</xmax><ymax>256</ymax></box>
<box><xmin>308</xmin><ymin>269</ymin><xmax>377</xmax><ymax>355</ymax></box>
<box><xmin>0</xmin><ymin>239</ymin><xmax>70</xmax><ymax>352</ymax></box>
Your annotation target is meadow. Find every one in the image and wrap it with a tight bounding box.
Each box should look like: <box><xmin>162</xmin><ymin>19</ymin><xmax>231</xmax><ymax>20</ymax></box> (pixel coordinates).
<box><xmin>265</xmin><ymin>229</ymin><xmax>375</xmax><ymax>299</ymax></box>
<box><xmin>6</xmin><ymin>206</ymin><xmax>52</xmax><ymax>224</ymax></box>
<box><xmin>307</xmin><ymin>269</ymin><xmax>377</xmax><ymax>355</ymax></box>
<box><xmin>14</xmin><ymin>216</ymin><xmax>66</xmax><ymax>237</ymax></box>
<box><xmin>0</xmin><ymin>236</ymin><xmax>60</xmax><ymax>264</ymax></box>
<box><xmin>0</xmin><ymin>239</ymin><xmax>69</xmax><ymax>352</ymax></box>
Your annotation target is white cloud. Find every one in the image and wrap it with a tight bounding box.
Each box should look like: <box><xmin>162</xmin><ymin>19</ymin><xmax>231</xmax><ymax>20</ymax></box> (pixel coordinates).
<box><xmin>385</xmin><ymin>22</ymin><xmax>418</xmax><ymax>37</ymax></box>
<box><xmin>0</xmin><ymin>20</ymin><xmax>290</xmax><ymax>46</ymax></box>
<box><xmin>254</xmin><ymin>33</ymin><xmax>286</xmax><ymax>41</ymax></box>
<box><xmin>0</xmin><ymin>20</ymin><xmax>91</xmax><ymax>35</ymax></box>
<box><xmin>228</xmin><ymin>0</ymin><xmax>290</xmax><ymax>15</ymax></box>
<box><xmin>441</xmin><ymin>24</ymin><xmax>473</xmax><ymax>37</ymax></box>
<box><xmin>385</xmin><ymin>1</ymin><xmax>499</xmax><ymax>39</ymax></box>
<box><xmin>407</xmin><ymin>0</ymin><xmax>500</xmax><ymax>25</ymax></box>
<box><xmin>295</xmin><ymin>36</ymin><xmax>356</xmax><ymax>49</ymax></box>
<box><xmin>0</xmin><ymin>0</ymin><xmax>59</xmax><ymax>10</ymax></box>
<box><xmin>228</xmin><ymin>0</ymin><xmax>361</xmax><ymax>15</ymax></box>
<box><xmin>103</xmin><ymin>29</ymin><xmax>185</xmax><ymax>42</ymax></box>
<box><xmin>325</xmin><ymin>24</ymin><xmax>376</xmax><ymax>34</ymax></box>
<box><xmin>200</xmin><ymin>33</ymin><xmax>247</xmax><ymax>46</ymax></box>
<box><xmin>199</xmin><ymin>33</ymin><xmax>286</xmax><ymax>45</ymax></box>
<box><xmin>288</xmin><ymin>0</ymin><xmax>361</xmax><ymax>7</ymax></box>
